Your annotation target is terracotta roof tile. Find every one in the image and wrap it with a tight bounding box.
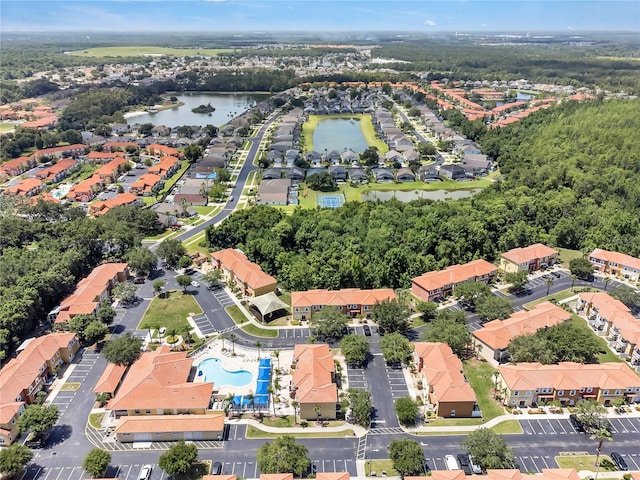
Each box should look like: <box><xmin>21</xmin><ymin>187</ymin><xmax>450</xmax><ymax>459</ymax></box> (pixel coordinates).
<box><xmin>291</xmin><ymin>288</ymin><xmax>396</xmax><ymax>309</ymax></box>
<box><xmin>501</xmin><ymin>244</ymin><xmax>558</xmax><ymax>265</ymax></box>
<box><xmin>115</xmin><ymin>413</ymin><xmax>224</xmax><ymax>434</ymax></box>
<box><xmin>590</xmin><ymin>248</ymin><xmax>640</xmax><ymax>271</ymax></box>
<box><xmin>293</xmin><ymin>344</ymin><xmax>337</xmax><ymax>404</ymax></box>
<box><xmin>93</xmin><ymin>362</ymin><xmax>127</xmax><ymax>394</ymax></box>
<box><xmin>412</xmin><ymin>260</ymin><xmax>497</xmax><ymax>293</ymax></box>
<box><xmin>211</xmin><ymin>249</ymin><xmax>277</xmax><ymax>291</ymax></box>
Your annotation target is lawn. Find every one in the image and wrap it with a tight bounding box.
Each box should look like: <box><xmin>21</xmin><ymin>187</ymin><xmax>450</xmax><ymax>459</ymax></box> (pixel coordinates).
<box><xmin>0</xmin><ymin>123</ymin><xmax>15</xmax><ymax>133</ymax></box>
<box><xmin>555</xmin><ymin>455</ymin><xmax>615</xmax><ymax>472</ymax></box>
<box><xmin>365</xmin><ymin>460</ymin><xmax>400</xmax><ymax>477</ymax></box>
<box><xmin>245</xmin><ymin>425</ymin><xmax>355</xmax><ymax>438</ymax></box>
<box><xmin>67</xmin><ymin>46</ymin><xmax>231</xmax><ymax>57</ymax></box>
<box><xmin>88</xmin><ymin>413</ymin><xmax>105</xmax><ymax>429</ymax></box>
<box><xmin>463</xmin><ymin>359</ymin><xmax>504</xmax><ymax>420</ymax></box>
<box><xmin>523</xmin><ymin>288</ymin><xmax>579</xmax><ymax>309</ymax></box>
<box><xmin>226</xmin><ymin>305</ymin><xmax>248</xmax><ymax>325</ymax></box>
<box><xmin>366</xmin><ymin>176</ymin><xmax>495</xmax><ymax>192</ymax></box>
<box><xmin>242</xmin><ymin>323</ymin><xmax>279</xmax><ymax>338</ymax></box>
<box><xmin>61</xmin><ymin>382</ymin><xmax>81</xmax><ymax>391</ymax></box>
<box><xmin>557</xmin><ymin>247</ymin><xmax>584</xmax><ymax>268</ymax></box>
<box><xmin>138</xmin><ymin>290</ymin><xmax>203</xmax><ymax>331</ymax></box>
<box><xmin>491</xmin><ymin>419</ymin><xmax>523</xmax><ymax>434</ymax></box>
<box><xmin>301</xmin><ymin>114</ymin><xmax>388</xmax><ymax>154</ymax></box>
<box><xmin>566</xmin><ymin>315</ymin><xmax>623</xmax><ymax>363</ymax></box>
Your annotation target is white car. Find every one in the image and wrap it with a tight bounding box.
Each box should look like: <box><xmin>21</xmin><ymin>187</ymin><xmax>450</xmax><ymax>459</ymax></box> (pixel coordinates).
<box><xmin>138</xmin><ymin>465</ymin><xmax>152</xmax><ymax>480</ymax></box>
<box><xmin>191</xmin><ymin>281</ymin><xmax>200</xmax><ymax>288</ymax></box>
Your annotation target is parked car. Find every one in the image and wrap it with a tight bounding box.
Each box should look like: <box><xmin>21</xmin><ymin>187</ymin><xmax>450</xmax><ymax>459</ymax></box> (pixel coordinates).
<box><xmin>133</xmin><ymin>277</ymin><xmax>146</xmax><ymax>284</ymax></box>
<box><xmin>469</xmin><ymin>456</ymin><xmax>483</xmax><ymax>474</ymax></box>
<box><xmin>212</xmin><ymin>462</ymin><xmax>223</xmax><ymax>475</ymax></box>
<box><xmin>24</xmin><ymin>432</ymin><xmax>47</xmax><ymax>449</ymax></box>
<box><xmin>457</xmin><ymin>454</ymin><xmax>472</xmax><ymax>475</ymax></box>
<box><xmin>362</xmin><ymin>325</ymin><xmax>372</xmax><ymax>336</ymax></box>
<box><xmin>444</xmin><ymin>455</ymin><xmax>459</xmax><ymax>471</ymax></box>
<box><xmin>138</xmin><ymin>465</ymin><xmax>152</xmax><ymax>480</ymax></box>
<box><xmin>610</xmin><ymin>452</ymin><xmax>628</xmax><ymax>471</ymax></box>
<box><xmin>191</xmin><ymin>281</ymin><xmax>200</xmax><ymax>288</ymax></box>
<box><xmin>569</xmin><ymin>414</ymin><xmax>585</xmax><ymax>432</ymax></box>
<box><xmin>551</xmin><ymin>271</ymin><xmax>562</xmax><ymax>278</ymax></box>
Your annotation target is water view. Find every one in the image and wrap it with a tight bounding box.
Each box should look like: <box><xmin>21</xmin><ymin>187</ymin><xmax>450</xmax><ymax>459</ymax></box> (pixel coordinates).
<box><xmin>362</xmin><ymin>189</ymin><xmax>481</xmax><ymax>202</ymax></box>
<box><xmin>312</xmin><ymin>117</ymin><xmax>369</xmax><ymax>153</ymax></box>
<box><xmin>127</xmin><ymin>92</ymin><xmax>271</xmax><ymax>127</ymax></box>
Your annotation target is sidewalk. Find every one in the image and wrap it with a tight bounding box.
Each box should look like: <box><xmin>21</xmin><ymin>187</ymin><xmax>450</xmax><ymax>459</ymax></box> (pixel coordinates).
<box><xmin>230</xmin><ymin>417</ymin><xmax>368</xmax><ymax>437</ymax></box>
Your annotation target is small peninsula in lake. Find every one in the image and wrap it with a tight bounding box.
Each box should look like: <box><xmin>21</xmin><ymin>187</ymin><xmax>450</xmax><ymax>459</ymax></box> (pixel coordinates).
<box><xmin>192</xmin><ymin>103</ymin><xmax>215</xmax><ymax>114</ymax></box>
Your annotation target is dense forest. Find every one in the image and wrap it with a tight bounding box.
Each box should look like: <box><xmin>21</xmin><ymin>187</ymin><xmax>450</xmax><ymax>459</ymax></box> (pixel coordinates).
<box><xmin>205</xmin><ymin>98</ymin><xmax>640</xmax><ymax>291</ymax></box>
<box><xmin>0</xmin><ymin>203</ymin><xmax>158</xmax><ymax>360</ymax></box>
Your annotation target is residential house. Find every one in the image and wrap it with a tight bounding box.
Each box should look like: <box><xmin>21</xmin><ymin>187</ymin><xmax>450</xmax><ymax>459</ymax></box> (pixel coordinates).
<box><xmin>413</xmin><ymin>342</ymin><xmax>480</xmax><ymax>418</ymax></box>
<box><xmin>340</xmin><ymin>149</ymin><xmax>359</xmax><ymax>164</ymax></box>
<box><xmin>577</xmin><ymin>292</ymin><xmax>640</xmax><ymax>365</ymax></box>
<box><xmin>499</xmin><ymin>244</ymin><xmax>559</xmax><ymax>273</ymax></box>
<box><xmin>130</xmin><ymin>173</ymin><xmax>163</xmax><ymax>196</ymax></box>
<box><xmin>461</xmin><ymin>153</ymin><xmax>493</xmax><ymax>176</ymax></box>
<box><xmin>147</xmin><ymin>143</ymin><xmax>182</xmax><ymax>158</ymax></box>
<box><xmin>0</xmin><ymin>333</ymin><xmax>79</xmax><ymax>445</ymax></box>
<box><xmin>371</xmin><ymin>168</ymin><xmax>394</xmax><ymax>182</ymax></box>
<box><xmin>210</xmin><ymin>248</ymin><xmax>277</xmax><ymax>297</ymax></box>
<box><xmin>498</xmin><ymin>362</ymin><xmax>640</xmax><ymax>407</ymax></box>
<box><xmin>418</xmin><ymin>166</ymin><xmax>440</xmax><ymax>182</ymax></box>
<box><xmin>93</xmin><ymin>363</ymin><xmax>127</xmax><ymax>397</ymax></box>
<box><xmin>148</xmin><ymin>156</ymin><xmax>180</xmax><ymax>179</ymax></box>
<box><xmin>262</xmin><ymin>168</ymin><xmax>282</xmax><ymax>180</ymax></box>
<box><xmin>472</xmin><ymin>302</ymin><xmax>571</xmax><ymax>363</ymax></box>
<box><xmin>67</xmin><ymin>175</ymin><xmax>104</xmax><ymax>202</ymax></box>
<box><xmin>35</xmin><ymin>158</ymin><xmax>78</xmax><ymax>183</ymax></box>
<box><xmin>412</xmin><ymin>260</ymin><xmax>498</xmax><ymax>302</ymax></box>
<box><xmin>327</xmin><ymin>150</ymin><xmax>341</xmax><ymax>163</ymax></box>
<box><xmin>328</xmin><ymin>165</ymin><xmax>347</xmax><ymax>182</ymax></box>
<box><xmin>90</xmin><ymin>192</ymin><xmax>139</xmax><ymax>216</ymax></box>
<box><xmin>439</xmin><ymin>164</ymin><xmax>468</xmax><ymax>181</ymax></box>
<box><xmin>285</xmin><ymin>167</ymin><xmax>305</xmax><ymax>182</ymax></box>
<box><xmin>257</xmin><ymin>179</ymin><xmax>292</xmax><ymax>206</ymax></box>
<box><xmin>347</xmin><ymin>168</ymin><xmax>368</xmax><ymax>184</ymax></box>
<box><xmin>32</xmin><ymin>144</ymin><xmax>86</xmax><ymax>161</ymax></box>
<box><xmin>103</xmin><ymin>141</ymin><xmax>138</xmax><ymax>153</ymax></box>
<box><xmin>306</xmin><ymin>151</ymin><xmax>322</xmax><ymax>164</ymax></box>
<box><xmin>51</xmin><ymin>263</ymin><xmax>129</xmax><ymax>324</ymax></box>
<box><xmin>291</xmin><ymin>344</ymin><xmax>338</xmax><ymax>420</ymax></box>
<box><xmin>306</xmin><ymin>167</ymin><xmax>328</xmax><ymax>178</ymax></box>
<box><xmin>589</xmin><ymin>248</ymin><xmax>640</xmax><ymax>282</ymax></box>
<box><xmin>403</xmin><ymin>149</ymin><xmax>419</xmax><ymax>163</ymax></box>
<box><xmin>290</xmin><ymin>288</ymin><xmax>396</xmax><ymax>321</ymax></box>
<box><xmin>5</xmin><ymin>178</ymin><xmax>43</xmax><ymax>197</ymax></box>
<box><xmin>0</xmin><ymin>156</ymin><xmax>37</xmax><ymax>178</ymax></box>
<box><xmin>95</xmin><ymin>156</ymin><xmax>128</xmax><ymax>183</ymax></box>
<box><xmin>173</xmin><ymin>193</ymin><xmax>208</xmax><ymax>206</ymax></box>
<box><xmin>395</xmin><ymin>167</ymin><xmax>415</xmax><ymax>182</ymax></box>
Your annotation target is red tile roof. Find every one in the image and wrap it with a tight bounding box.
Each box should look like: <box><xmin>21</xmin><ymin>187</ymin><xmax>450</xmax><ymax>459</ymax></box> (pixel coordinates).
<box><xmin>93</xmin><ymin>362</ymin><xmax>127</xmax><ymax>395</ymax></box>
<box><xmin>589</xmin><ymin>248</ymin><xmax>640</xmax><ymax>271</ymax></box>
<box><xmin>115</xmin><ymin>413</ymin><xmax>224</xmax><ymax>434</ymax></box>
<box><xmin>501</xmin><ymin>243</ymin><xmax>558</xmax><ymax>266</ymax></box>
<box><xmin>291</xmin><ymin>288</ymin><xmax>396</xmax><ymax>309</ymax></box>
<box><xmin>293</xmin><ymin>344</ymin><xmax>337</xmax><ymax>404</ymax></box>
<box><xmin>211</xmin><ymin>248</ymin><xmax>277</xmax><ymax>292</ymax></box>
<box><xmin>412</xmin><ymin>259</ymin><xmax>497</xmax><ymax>293</ymax></box>
<box><xmin>35</xmin><ymin>158</ymin><xmax>77</xmax><ymax>181</ymax></box>
<box><xmin>90</xmin><ymin>192</ymin><xmax>138</xmax><ymax>216</ymax></box>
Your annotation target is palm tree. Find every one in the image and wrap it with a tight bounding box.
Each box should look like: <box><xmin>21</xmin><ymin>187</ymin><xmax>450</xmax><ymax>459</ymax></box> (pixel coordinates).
<box><xmin>603</xmin><ymin>276</ymin><xmax>612</xmax><ymax>292</ymax></box>
<box><xmin>220</xmin><ymin>334</ymin><xmax>228</xmax><ymax>351</ymax></box>
<box><xmin>182</xmin><ymin>325</ymin><xmax>191</xmax><ymax>348</ymax></box>
<box><xmin>254</xmin><ymin>341</ymin><xmax>263</xmax><ymax>359</ymax></box>
<box><xmin>545</xmin><ymin>276</ymin><xmax>555</xmax><ymax>296</ymax></box>
<box><xmin>272</xmin><ymin>349</ymin><xmax>281</xmax><ymax>370</ymax></box>
<box><xmin>291</xmin><ymin>400</ymin><xmax>300</xmax><ymax>424</ymax></box>
<box><xmin>268</xmin><ymin>383</ymin><xmax>276</xmax><ymax>417</ymax></box>
<box><xmin>314</xmin><ymin>404</ymin><xmax>322</xmax><ymax>424</ymax></box>
<box><xmin>591</xmin><ymin>428</ymin><xmax>612</xmax><ymax>480</ymax></box>
<box><xmin>492</xmin><ymin>371</ymin><xmax>500</xmax><ymax>399</ymax></box>
<box><xmin>246</xmin><ymin>392</ymin><xmax>255</xmax><ymax>413</ymax></box>
<box><xmin>571</xmin><ymin>274</ymin><xmax>577</xmax><ymax>292</ymax></box>
<box><xmin>229</xmin><ymin>333</ymin><xmax>237</xmax><ymax>356</ymax></box>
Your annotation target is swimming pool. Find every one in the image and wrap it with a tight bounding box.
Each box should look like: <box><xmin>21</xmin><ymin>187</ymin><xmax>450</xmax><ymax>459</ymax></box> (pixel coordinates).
<box><xmin>197</xmin><ymin>357</ymin><xmax>254</xmax><ymax>387</ymax></box>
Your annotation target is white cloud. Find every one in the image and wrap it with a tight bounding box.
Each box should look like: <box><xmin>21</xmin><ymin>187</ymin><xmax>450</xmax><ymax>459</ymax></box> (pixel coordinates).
<box><xmin>424</xmin><ymin>19</ymin><xmax>436</xmax><ymax>26</ymax></box>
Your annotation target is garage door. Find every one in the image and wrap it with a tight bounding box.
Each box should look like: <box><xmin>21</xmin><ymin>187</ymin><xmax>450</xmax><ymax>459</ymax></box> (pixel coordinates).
<box><xmin>193</xmin><ymin>432</ymin><xmax>203</xmax><ymax>440</ymax></box>
<box><xmin>134</xmin><ymin>433</ymin><xmax>152</xmax><ymax>442</ymax></box>
<box><xmin>184</xmin><ymin>432</ymin><xmax>193</xmax><ymax>440</ymax></box>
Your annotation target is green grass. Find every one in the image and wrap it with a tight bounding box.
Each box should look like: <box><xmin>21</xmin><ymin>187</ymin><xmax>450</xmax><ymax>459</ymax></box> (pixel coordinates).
<box><xmin>226</xmin><ymin>305</ymin><xmax>248</xmax><ymax>325</ymax></box>
<box><xmin>557</xmin><ymin>247</ymin><xmax>584</xmax><ymax>268</ymax></box>
<box><xmin>523</xmin><ymin>288</ymin><xmax>578</xmax><ymax>309</ymax></box>
<box><xmin>245</xmin><ymin>425</ymin><xmax>355</xmax><ymax>438</ymax></box>
<box><xmin>242</xmin><ymin>323</ymin><xmax>279</xmax><ymax>338</ymax></box>
<box><xmin>365</xmin><ymin>460</ymin><xmax>400</xmax><ymax>477</ymax></box>
<box><xmin>367</xmin><ymin>176</ymin><xmax>494</xmax><ymax>191</ymax></box>
<box><xmin>88</xmin><ymin>413</ymin><xmax>105</xmax><ymax>429</ymax></box>
<box><xmin>424</xmin><ymin>417</ymin><xmax>484</xmax><ymax>427</ymax></box>
<box><xmin>463</xmin><ymin>359</ymin><xmax>504</xmax><ymax>420</ymax></box>
<box><xmin>139</xmin><ymin>290</ymin><xmax>203</xmax><ymax>331</ymax></box>
<box><xmin>567</xmin><ymin>315</ymin><xmax>623</xmax><ymax>364</ymax></box>
<box><xmin>158</xmin><ymin>160</ymin><xmax>189</xmax><ymax>196</ymax></box>
<box><xmin>301</xmin><ymin>114</ymin><xmax>388</xmax><ymax>154</ymax></box>
<box><xmin>490</xmin><ymin>419</ymin><xmax>523</xmax><ymax>434</ymax></box>
<box><xmin>67</xmin><ymin>46</ymin><xmax>232</xmax><ymax>57</ymax></box>
<box><xmin>261</xmin><ymin>415</ymin><xmax>295</xmax><ymax>427</ymax></box>
<box><xmin>555</xmin><ymin>455</ymin><xmax>615</xmax><ymax>472</ymax></box>
<box><xmin>61</xmin><ymin>382</ymin><xmax>81</xmax><ymax>391</ymax></box>
<box><xmin>194</xmin><ymin>205</ymin><xmax>222</xmax><ymax>216</ymax></box>
<box><xmin>0</xmin><ymin>123</ymin><xmax>15</xmax><ymax>133</ymax></box>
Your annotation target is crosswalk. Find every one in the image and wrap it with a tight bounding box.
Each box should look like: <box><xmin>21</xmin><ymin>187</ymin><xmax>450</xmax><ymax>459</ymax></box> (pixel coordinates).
<box><xmin>368</xmin><ymin>427</ymin><xmax>404</xmax><ymax>435</ymax></box>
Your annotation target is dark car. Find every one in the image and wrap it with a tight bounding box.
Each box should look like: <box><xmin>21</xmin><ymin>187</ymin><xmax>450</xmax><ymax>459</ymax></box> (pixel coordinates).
<box><xmin>457</xmin><ymin>454</ymin><xmax>473</xmax><ymax>475</ymax></box>
<box><xmin>24</xmin><ymin>432</ymin><xmax>47</xmax><ymax>448</ymax></box>
<box><xmin>133</xmin><ymin>277</ymin><xmax>145</xmax><ymax>284</ymax></box>
<box><xmin>551</xmin><ymin>271</ymin><xmax>562</xmax><ymax>278</ymax></box>
<box><xmin>212</xmin><ymin>462</ymin><xmax>223</xmax><ymax>475</ymax></box>
<box><xmin>569</xmin><ymin>414</ymin><xmax>585</xmax><ymax>432</ymax></box>
<box><xmin>610</xmin><ymin>452</ymin><xmax>628</xmax><ymax>471</ymax></box>
<box><xmin>362</xmin><ymin>325</ymin><xmax>372</xmax><ymax>336</ymax></box>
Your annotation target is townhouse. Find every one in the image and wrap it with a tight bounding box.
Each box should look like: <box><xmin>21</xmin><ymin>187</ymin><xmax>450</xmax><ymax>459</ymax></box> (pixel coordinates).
<box><xmin>589</xmin><ymin>248</ymin><xmax>640</xmax><ymax>283</ymax></box>
<box><xmin>129</xmin><ymin>173</ymin><xmax>163</xmax><ymax>196</ymax></box>
<box><xmin>35</xmin><ymin>158</ymin><xmax>78</xmax><ymax>183</ymax></box>
<box><xmin>0</xmin><ymin>156</ymin><xmax>38</xmax><ymax>178</ymax></box>
<box><xmin>4</xmin><ymin>178</ymin><xmax>43</xmax><ymax>197</ymax></box>
<box><xmin>291</xmin><ymin>344</ymin><xmax>338</xmax><ymax>420</ymax></box>
<box><xmin>89</xmin><ymin>192</ymin><xmax>139</xmax><ymax>216</ymax></box>
<box><xmin>148</xmin><ymin>155</ymin><xmax>180</xmax><ymax>179</ymax></box>
<box><xmin>85</xmin><ymin>151</ymin><xmax>127</xmax><ymax>165</ymax></box>
<box><xmin>411</xmin><ymin>259</ymin><xmax>498</xmax><ymax>302</ymax></box>
<box><xmin>577</xmin><ymin>292</ymin><xmax>640</xmax><ymax>366</ymax></box>
<box><xmin>50</xmin><ymin>263</ymin><xmax>129</xmax><ymax>324</ymax></box>
<box><xmin>290</xmin><ymin>288</ymin><xmax>396</xmax><ymax>321</ymax></box>
<box><xmin>147</xmin><ymin>143</ymin><xmax>182</xmax><ymax>158</ymax></box>
<box><xmin>67</xmin><ymin>175</ymin><xmax>104</xmax><ymax>202</ymax></box>
<box><xmin>499</xmin><ymin>243</ymin><xmax>559</xmax><ymax>273</ymax></box>
<box><xmin>95</xmin><ymin>156</ymin><xmax>128</xmax><ymax>183</ymax></box>
<box><xmin>103</xmin><ymin>141</ymin><xmax>139</xmax><ymax>153</ymax></box>
<box><xmin>0</xmin><ymin>333</ymin><xmax>79</xmax><ymax>445</ymax></box>
<box><xmin>32</xmin><ymin>144</ymin><xmax>87</xmax><ymax>161</ymax></box>
<box><xmin>498</xmin><ymin>362</ymin><xmax>640</xmax><ymax>408</ymax></box>
<box><xmin>210</xmin><ymin>248</ymin><xmax>277</xmax><ymax>297</ymax></box>
<box><xmin>472</xmin><ymin>301</ymin><xmax>571</xmax><ymax>363</ymax></box>
<box><xmin>107</xmin><ymin>346</ymin><xmax>221</xmax><ymax>442</ymax></box>
<box><xmin>413</xmin><ymin>342</ymin><xmax>480</xmax><ymax>418</ymax></box>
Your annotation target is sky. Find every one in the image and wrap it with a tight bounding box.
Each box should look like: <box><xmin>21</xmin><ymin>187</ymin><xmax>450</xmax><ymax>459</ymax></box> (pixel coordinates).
<box><xmin>1</xmin><ymin>0</ymin><xmax>638</xmax><ymax>33</ymax></box>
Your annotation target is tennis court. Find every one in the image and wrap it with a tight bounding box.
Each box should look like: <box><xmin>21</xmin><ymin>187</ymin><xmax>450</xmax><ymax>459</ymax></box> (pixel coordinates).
<box><xmin>318</xmin><ymin>194</ymin><xmax>345</xmax><ymax>208</ymax></box>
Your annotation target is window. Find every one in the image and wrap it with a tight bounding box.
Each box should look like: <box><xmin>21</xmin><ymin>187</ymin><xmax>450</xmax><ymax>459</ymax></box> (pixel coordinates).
<box><xmin>513</xmin><ymin>391</ymin><xmax>519</xmax><ymax>396</ymax></box>
<box><xmin>525</xmin><ymin>391</ymin><xmax>531</xmax><ymax>397</ymax></box>
<box><xmin>579</xmin><ymin>388</ymin><xmax>585</xmax><ymax>393</ymax></box>
<box><xmin>557</xmin><ymin>390</ymin><xmax>564</xmax><ymax>396</ymax></box>
<box><xmin>615</xmin><ymin>390</ymin><xmax>621</xmax><ymax>395</ymax></box>
<box><xmin>586</xmin><ymin>387</ymin><xmax>593</xmax><ymax>393</ymax></box>
<box><xmin>294</xmin><ymin>308</ymin><xmax>299</xmax><ymax>312</ymax></box>
<box><xmin>570</xmin><ymin>390</ymin><xmax>576</xmax><ymax>396</ymax></box>
<box><xmin>363</xmin><ymin>305</ymin><xmax>369</xmax><ymax>310</ymax></box>
<box><xmin>602</xmin><ymin>390</ymin><xmax>609</xmax><ymax>395</ymax></box>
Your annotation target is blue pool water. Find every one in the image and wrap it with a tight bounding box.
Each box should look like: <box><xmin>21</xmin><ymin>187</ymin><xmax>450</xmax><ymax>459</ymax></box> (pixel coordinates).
<box><xmin>232</xmin><ymin>358</ymin><xmax>271</xmax><ymax>408</ymax></box>
<box><xmin>197</xmin><ymin>358</ymin><xmax>254</xmax><ymax>387</ymax></box>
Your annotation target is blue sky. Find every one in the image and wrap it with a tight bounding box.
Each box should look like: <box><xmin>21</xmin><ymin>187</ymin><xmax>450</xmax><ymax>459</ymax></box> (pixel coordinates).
<box><xmin>2</xmin><ymin>1</ymin><xmax>638</xmax><ymax>32</ymax></box>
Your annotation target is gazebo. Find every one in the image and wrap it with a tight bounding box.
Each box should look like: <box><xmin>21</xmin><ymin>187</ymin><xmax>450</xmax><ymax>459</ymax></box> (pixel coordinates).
<box><xmin>249</xmin><ymin>292</ymin><xmax>289</xmax><ymax>322</ymax></box>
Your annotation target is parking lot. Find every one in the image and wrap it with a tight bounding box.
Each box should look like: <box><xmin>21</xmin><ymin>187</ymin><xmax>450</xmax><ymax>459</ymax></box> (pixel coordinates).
<box><xmin>346</xmin><ymin>364</ymin><xmax>368</xmax><ymax>390</ymax></box>
<box><xmin>524</xmin><ymin>270</ymin><xmax>569</xmax><ymax>290</ymax></box>
<box><xmin>23</xmin><ymin>463</ymin><xmax>167</xmax><ymax>480</ymax></box>
<box><xmin>385</xmin><ymin>364</ymin><xmax>409</xmax><ymax>400</ymax></box>
<box><xmin>519</xmin><ymin>417</ymin><xmax>640</xmax><ymax>436</ymax></box>
<box><xmin>48</xmin><ymin>351</ymin><xmax>101</xmax><ymax>416</ymax></box>
<box><xmin>192</xmin><ymin>313</ymin><xmax>217</xmax><ymax>336</ymax></box>
<box><xmin>512</xmin><ymin>452</ymin><xmax>640</xmax><ymax>473</ymax></box>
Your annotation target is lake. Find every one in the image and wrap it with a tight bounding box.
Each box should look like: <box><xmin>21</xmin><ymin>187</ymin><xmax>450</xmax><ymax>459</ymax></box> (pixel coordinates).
<box><xmin>127</xmin><ymin>92</ymin><xmax>271</xmax><ymax>127</ymax></box>
<box><xmin>312</xmin><ymin>118</ymin><xmax>369</xmax><ymax>153</ymax></box>
<box><xmin>362</xmin><ymin>189</ymin><xmax>481</xmax><ymax>202</ymax></box>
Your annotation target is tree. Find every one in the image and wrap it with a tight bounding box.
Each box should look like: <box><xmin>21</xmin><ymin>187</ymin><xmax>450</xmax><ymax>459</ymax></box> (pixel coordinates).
<box><xmin>158</xmin><ymin>440</ymin><xmax>199</xmax><ymax>476</ymax></box>
<box><xmin>69</xmin><ymin>313</ymin><xmax>95</xmax><ymax>342</ymax></box>
<box><xmin>346</xmin><ymin>388</ymin><xmax>373</xmax><ymax>427</ymax></box>
<box><xmin>256</xmin><ymin>435</ymin><xmax>311</xmax><ymax>476</ymax></box>
<box><xmin>97</xmin><ymin>305</ymin><xmax>116</xmax><ymax>325</ymax></box>
<box><xmin>420</xmin><ymin>310</ymin><xmax>472</xmax><ymax>357</ymax></box>
<box><xmin>462</xmin><ymin>428</ymin><xmax>514</xmax><ymax>470</ymax></box>
<box><xmin>360</xmin><ymin>146</ymin><xmax>380</xmax><ymax>166</ymax></box>
<box><xmin>83</xmin><ymin>448</ymin><xmax>111</xmax><ymax>478</ymax></box>
<box><xmin>102</xmin><ymin>333</ymin><xmax>142</xmax><ymax>366</ymax></box>
<box><xmin>544</xmin><ymin>276</ymin><xmax>555</xmax><ymax>296</ymax></box>
<box><xmin>254</xmin><ymin>340</ymin><xmax>263</xmax><ymax>359</ymax></box>
<box><xmin>229</xmin><ymin>333</ymin><xmax>237</xmax><ymax>355</ymax></box>
<box><xmin>179</xmin><ymin>256</ymin><xmax>194</xmax><ymax>270</ymax></box>
<box><xmin>590</xmin><ymin>427</ymin><xmax>612</xmax><ymax>477</ymax></box>
<box><xmin>603</xmin><ymin>276</ymin><xmax>612</xmax><ymax>292</ymax></box>
<box><xmin>475</xmin><ymin>295</ymin><xmax>514</xmax><ymax>321</ymax></box>
<box><xmin>306</xmin><ymin>172</ymin><xmax>337</xmax><ymax>192</ymax></box>
<box><xmin>310</xmin><ymin>306</ymin><xmax>348</xmax><ymax>340</ymax></box>
<box><xmin>379</xmin><ymin>333</ymin><xmax>412</xmax><ymax>365</ymax></box>
<box><xmin>609</xmin><ymin>285</ymin><xmax>640</xmax><ymax>308</ymax></box>
<box><xmin>394</xmin><ymin>397</ymin><xmax>419</xmax><ymax>426</ymax></box>
<box><xmin>152</xmin><ymin>279</ymin><xmax>165</xmax><ymax>297</ymax></box>
<box><xmin>416</xmin><ymin>301</ymin><xmax>438</xmax><ymax>321</ymax></box>
<box><xmin>126</xmin><ymin>247</ymin><xmax>157</xmax><ymax>277</ymax></box>
<box><xmin>389</xmin><ymin>438</ymin><xmax>425</xmax><ymax>476</ymax></box>
<box><xmin>176</xmin><ymin>274</ymin><xmax>193</xmax><ymax>291</ymax></box>
<box><xmin>0</xmin><ymin>443</ymin><xmax>33</xmax><ymax>478</ymax></box>
<box><xmin>157</xmin><ymin>239</ymin><xmax>187</xmax><ymax>268</ymax></box>
<box><xmin>373</xmin><ymin>298</ymin><xmax>410</xmax><ymax>333</ymax></box>
<box><xmin>203</xmin><ymin>269</ymin><xmax>222</xmax><ymax>288</ymax></box>
<box><xmin>575</xmin><ymin>399</ymin><xmax>608</xmax><ymax>432</ymax></box>
<box><xmin>504</xmin><ymin>271</ymin><xmax>528</xmax><ymax>293</ymax></box>
<box><xmin>183</xmin><ymin>144</ymin><xmax>203</xmax><ymax>163</ymax></box>
<box><xmin>215</xmin><ymin>168</ymin><xmax>232</xmax><ymax>183</ymax></box>
<box><xmin>111</xmin><ymin>281</ymin><xmax>137</xmax><ymax>304</ymax></box>
<box><xmin>17</xmin><ymin>404</ymin><xmax>59</xmax><ymax>435</ymax></box>
<box><xmin>340</xmin><ymin>334</ymin><xmax>370</xmax><ymax>366</ymax></box>
<box><xmin>570</xmin><ymin>257</ymin><xmax>594</xmax><ymax>279</ymax></box>
<box><xmin>83</xmin><ymin>321</ymin><xmax>109</xmax><ymax>345</ymax></box>
<box><xmin>454</xmin><ymin>281</ymin><xmax>492</xmax><ymax>309</ymax></box>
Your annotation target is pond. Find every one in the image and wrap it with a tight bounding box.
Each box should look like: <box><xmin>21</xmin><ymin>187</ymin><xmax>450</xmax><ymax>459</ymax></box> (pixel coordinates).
<box><xmin>312</xmin><ymin>117</ymin><xmax>369</xmax><ymax>153</ymax></box>
<box><xmin>126</xmin><ymin>92</ymin><xmax>271</xmax><ymax>127</ymax></box>
<box><xmin>362</xmin><ymin>189</ymin><xmax>481</xmax><ymax>202</ymax></box>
